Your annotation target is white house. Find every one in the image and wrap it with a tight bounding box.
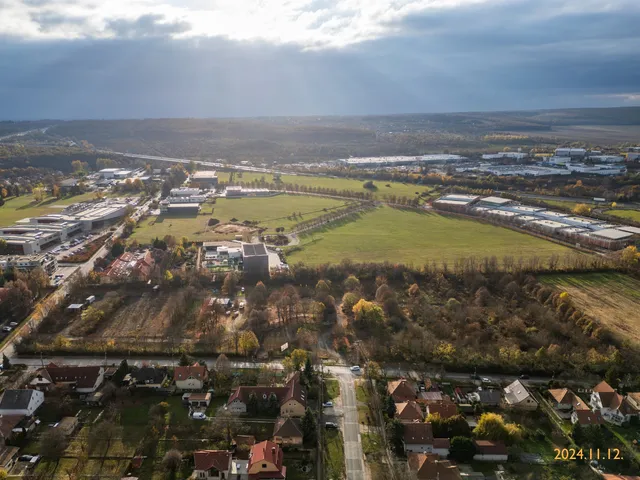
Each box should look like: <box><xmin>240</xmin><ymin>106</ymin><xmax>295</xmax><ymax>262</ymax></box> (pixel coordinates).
<box><xmin>0</xmin><ymin>390</ymin><xmax>44</xmax><ymax>416</ymax></box>
<box><xmin>473</xmin><ymin>440</ymin><xmax>508</xmax><ymax>462</ymax></box>
<box><xmin>503</xmin><ymin>380</ymin><xmax>538</xmax><ymax>410</ymax></box>
<box><xmin>589</xmin><ymin>381</ymin><xmax>639</xmax><ymax>426</ymax></box>
<box><xmin>174</xmin><ymin>364</ymin><xmax>208</xmax><ymax>390</ymax></box>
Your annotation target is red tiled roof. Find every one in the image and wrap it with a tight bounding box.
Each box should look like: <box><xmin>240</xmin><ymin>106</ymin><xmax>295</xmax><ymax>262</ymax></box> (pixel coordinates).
<box><xmin>396</xmin><ymin>401</ymin><xmax>424</xmax><ymax>422</ymax></box>
<box><xmin>249</xmin><ymin>440</ymin><xmax>286</xmax><ymax>479</ymax></box>
<box><xmin>474</xmin><ymin>440</ymin><xmax>508</xmax><ymax>455</ymax></box>
<box><xmin>404</xmin><ymin>422</ymin><xmax>434</xmax><ymax>445</ymax></box>
<box><xmin>388</xmin><ymin>379</ymin><xmax>417</xmax><ymax>402</ymax></box>
<box><xmin>548</xmin><ymin>388</ymin><xmax>574</xmax><ymax>405</ymax></box>
<box><xmin>193</xmin><ymin>450</ymin><xmax>232</xmax><ymax>472</ymax></box>
<box><xmin>0</xmin><ymin>415</ymin><xmax>24</xmax><ymax>439</ymax></box>
<box><xmin>408</xmin><ymin>453</ymin><xmax>461</xmax><ymax>480</ymax></box>
<box><xmin>433</xmin><ymin>438</ymin><xmax>450</xmax><ymax>449</ymax></box>
<box><xmin>104</xmin><ymin>250</ymin><xmax>154</xmax><ymax>279</ymax></box>
<box><xmin>175</xmin><ymin>364</ymin><xmax>208</xmax><ymax>382</ymax></box>
<box><xmin>427</xmin><ymin>402</ymin><xmax>458</xmax><ymax>419</ymax></box>
<box><xmin>227</xmin><ymin>373</ymin><xmax>305</xmax><ymax>409</ymax></box>
<box><xmin>593</xmin><ymin>380</ymin><xmax>615</xmax><ymax>393</ymax></box>
<box><xmin>272</xmin><ymin>417</ymin><xmax>303</xmax><ymax>439</ymax></box>
<box><xmin>44</xmin><ymin>366</ymin><xmax>102</xmax><ymax>389</ymax></box>
<box><xmin>573</xmin><ymin>409</ymin><xmax>604</xmax><ymax>425</ymax></box>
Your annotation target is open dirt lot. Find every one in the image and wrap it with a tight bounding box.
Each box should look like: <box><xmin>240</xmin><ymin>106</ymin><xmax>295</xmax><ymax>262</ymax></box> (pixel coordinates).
<box><xmin>539</xmin><ymin>272</ymin><xmax>640</xmax><ymax>344</ymax></box>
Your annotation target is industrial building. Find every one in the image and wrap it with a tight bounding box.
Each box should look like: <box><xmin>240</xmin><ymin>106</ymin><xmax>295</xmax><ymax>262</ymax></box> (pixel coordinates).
<box><xmin>225</xmin><ymin>187</ymin><xmax>274</xmax><ymax>198</ymax></box>
<box><xmin>190</xmin><ymin>171</ymin><xmax>218</xmax><ymax>189</ymax></box>
<box><xmin>338</xmin><ymin>154</ymin><xmax>467</xmax><ymax>167</ymax></box>
<box><xmin>481</xmin><ymin>152</ymin><xmax>528</xmax><ymax>160</ymax></box>
<box><xmin>97</xmin><ymin>168</ymin><xmax>136</xmax><ymax>179</ymax></box>
<box><xmin>241</xmin><ymin>243</ymin><xmax>270</xmax><ymax>276</ymax></box>
<box><xmin>201</xmin><ymin>242</ymin><xmax>243</xmax><ymax>271</ymax></box>
<box><xmin>0</xmin><ymin>200</ymin><xmax>129</xmax><ymax>254</ymax></box>
<box><xmin>170</xmin><ymin>187</ymin><xmax>201</xmax><ymax>197</ymax></box>
<box><xmin>159</xmin><ymin>203</ymin><xmax>201</xmax><ymax>214</ymax></box>
<box><xmin>434</xmin><ymin>195</ymin><xmax>639</xmax><ymax>250</ymax></box>
<box><xmin>0</xmin><ymin>254</ymin><xmax>57</xmax><ymax>275</ymax></box>
<box><xmin>555</xmin><ymin>148</ymin><xmax>587</xmax><ymax>158</ymax></box>
<box><xmin>461</xmin><ymin>164</ymin><xmax>571</xmax><ymax>177</ymax></box>
<box><xmin>566</xmin><ymin>164</ymin><xmax>626</xmax><ymax>176</ymax></box>
<box><xmin>588</xmin><ymin>155</ymin><xmax>625</xmax><ymax>163</ymax></box>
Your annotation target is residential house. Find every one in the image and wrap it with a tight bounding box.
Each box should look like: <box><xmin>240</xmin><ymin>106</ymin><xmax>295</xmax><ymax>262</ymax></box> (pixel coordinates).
<box><xmin>127</xmin><ymin>367</ymin><xmax>168</xmax><ymax>389</ymax></box>
<box><xmin>30</xmin><ymin>364</ymin><xmax>105</xmax><ymax>394</ymax></box>
<box><xmin>272</xmin><ymin>417</ymin><xmax>303</xmax><ymax>446</ymax></box>
<box><xmin>403</xmin><ymin>422</ymin><xmax>434</xmax><ymax>454</ymax></box>
<box><xmin>468</xmin><ymin>389</ymin><xmax>501</xmax><ymax>407</ymax></box>
<box><xmin>503</xmin><ymin>380</ymin><xmax>538</xmax><ymax>410</ymax></box>
<box><xmin>175</xmin><ymin>363</ymin><xmax>209</xmax><ymax>390</ymax></box>
<box><xmin>104</xmin><ymin>250</ymin><xmax>155</xmax><ymax>281</ymax></box>
<box><xmin>432</xmin><ymin>438</ymin><xmax>451</xmax><ymax>458</ymax></box>
<box><xmin>548</xmin><ymin>388</ymin><xmax>576</xmax><ymax>419</ymax></box>
<box><xmin>396</xmin><ymin>401</ymin><xmax>424</xmax><ymax>423</ymax></box>
<box><xmin>248</xmin><ymin>440</ymin><xmax>287</xmax><ymax>480</ymax></box>
<box><xmin>0</xmin><ymin>390</ymin><xmax>44</xmax><ymax>416</ymax></box>
<box><xmin>473</xmin><ymin>440</ymin><xmax>509</xmax><ymax>462</ymax></box>
<box><xmin>0</xmin><ymin>415</ymin><xmax>26</xmax><ymax>443</ymax></box>
<box><xmin>426</xmin><ymin>402</ymin><xmax>458</xmax><ymax>419</ymax></box>
<box><xmin>388</xmin><ymin>379</ymin><xmax>417</xmax><ymax>403</ymax></box>
<box><xmin>590</xmin><ymin>381</ymin><xmax>639</xmax><ymax>426</ymax></box>
<box><xmin>0</xmin><ymin>446</ymin><xmax>20</xmax><ymax>472</ymax></box>
<box><xmin>186</xmin><ymin>393</ymin><xmax>212</xmax><ymax>409</ymax></box>
<box><xmin>407</xmin><ymin>453</ymin><xmax>462</xmax><ymax>480</ymax></box>
<box><xmin>571</xmin><ymin>409</ymin><xmax>604</xmax><ymax>426</ymax></box>
<box><xmin>193</xmin><ymin>450</ymin><xmax>233</xmax><ymax>480</ymax></box>
<box><xmin>626</xmin><ymin>392</ymin><xmax>640</xmax><ymax>412</ymax></box>
<box><xmin>227</xmin><ymin>372</ymin><xmax>306</xmax><ymax>417</ymax></box>
<box><xmin>417</xmin><ymin>391</ymin><xmax>450</xmax><ymax>404</ymax></box>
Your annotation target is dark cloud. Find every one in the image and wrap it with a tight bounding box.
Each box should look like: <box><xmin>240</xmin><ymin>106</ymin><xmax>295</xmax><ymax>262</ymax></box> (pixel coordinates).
<box><xmin>106</xmin><ymin>14</ymin><xmax>192</xmax><ymax>39</ymax></box>
<box><xmin>1</xmin><ymin>1</ymin><xmax>640</xmax><ymax>119</ymax></box>
<box><xmin>30</xmin><ymin>11</ymin><xmax>89</xmax><ymax>33</ymax></box>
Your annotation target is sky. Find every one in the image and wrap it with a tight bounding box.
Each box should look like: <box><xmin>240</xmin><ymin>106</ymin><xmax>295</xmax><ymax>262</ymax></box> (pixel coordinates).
<box><xmin>1</xmin><ymin>0</ymin><xmax>640</xmax><ymax>119</ymax></box>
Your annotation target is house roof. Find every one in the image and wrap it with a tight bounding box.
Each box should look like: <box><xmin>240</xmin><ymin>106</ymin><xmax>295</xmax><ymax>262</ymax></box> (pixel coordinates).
<box><xmin>572</xmin><ymin>394</ymin><xmax>590</xmax><ymax>411</ymax></box>
<box><xmin>273</xmin><ymin>417</ymin><xmax>303</xmax><ymax>439</ymax></box>
<box><xmin>404</xmin><ymin>422</ymin><xmax>434</xmax><ymax>445</ymax></box>
<box><xmin>433</xmin><ymin>438</ymin><xmax>451</xmax><ymax>449</ymax></box>
<box><xmin>388</xmin><ymin>379</ymin><xmax>417</xmax><ymax>402</ymax></box>
<box><xmin>477</xmin><ymin>390</ymin><xmax>502</xmax><ymax>404</ymax></box>
<box><xmin>227</xmin><ymin>373</ymin><xmax>305</xmax><ymax>409</ymax></box>
<box><xmin>593</xmin><ymin>381</ymin><xmax>615</xmax><ymax>393</ymax></box>
<box><xmin>627</xmin><ymin>392</ymin><xmax>640</xmax><ymax>405</ymax></box>
<box><xmin>104</xmin><ymin>250</ymin><xmax>154</xmax><ymax>279</ymax></box>
<box><xmin>131</xmin><ymin>367</ymin><xmax>167</xmax><ymax>385</ymax></box>
<box><xmin>474</xmin><ymin>440</ymin><xmax>508</xmax><ymax>455</ymax></box>
<box><xmin>427</xmin><ymin>402</ymin><xmax>458</xmax><ymax>419</ymax></box>
<box><xmin>418</xmin><ymin>391</ymin><xmax>446</xmax><ymax>403</ymax></box>
<box><xmin>43</xmin><ymin>365</ymin><xmax>103</xmax><ymax>389</ymax></box>
<box><xmin>0</xmin><ymin>446</ymin><xmax>20</xmax><ymax>468</ymax></box>
<box><xmin>175</xmin><ymin>364</ymin><xmax>207</xmax><ymax>382</ymax></box>
<box><xmin>407</xmin><ymin>453</ymin><xmax>461</xmax><ymax>480</ymax></box>
<box><xmin>396</xmin><ymin>401</ymin><xmax>424</xmax><ymax>422</ymax></box>
<box><xmin>573</xmin><ymin>409</ymin><xmax>604</xmax><ymax>425</ymax></box>
<box><xmin>189</xmin><ymin>393</ymin><xmax>211</xmax><ymax>402</ymax></box>
<box><xmin>548</xmin><ymin>388</ymin><xmax>574</xmax><ymax>405</ymax></box>
<box><xmin>602</xmin><ymin>475</ymin><xmax>640</xmax><ymax>480</ymax></box>
<box><xmin>0</xmin><ymin>390</ymin><xmax>38</xmax><ymax>411</ymax></box>
<box><xmin>249</xmin><ymin>441</ymin><xmax>285</xmax><ymax>478</ymax></box>
<box><xmin>193</xmin><ymin>450</ymin><xmax>232</xmax><ymax>472</ymax></box>
<box><xmin>0</xmin><ymin>415</ymin><xmax>25</xmax><ymax>439</ymax></box>
<box><xmin>503</xmin><ymin>380</ymin><xmax>532</xmax><ymax>405</ymax></box>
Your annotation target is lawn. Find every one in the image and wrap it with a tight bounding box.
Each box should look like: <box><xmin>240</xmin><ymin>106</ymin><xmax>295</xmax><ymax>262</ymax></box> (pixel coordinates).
<box><xmin>287</xmin><ymin>206</ymin><xmax>575</xmax><ymax>266</ymax></box>
<box><xmin>0</xmin><ymin>193</ymin><xmax>95</xmax><ymax>225</ymax></box>
<box><xmin>324</xmin><ymin>429</ymin><xmax>346</xmax><ymax>480</ymax></box>
<box><xmin>605</xmin><ymin>209</ymin><xmax>640</xmax><ymax>222</ymax></box>
<box><xmin>218</xmin><ymin>171</ymin><xmax>435</xmax><ymax>202</ymax></box>
<box><xmin>542</xmin><ymin>199</ymin><xmax>579</xmax><ymax>211</ymax></box>
<box><xmin>324</xmin><ymin>379</ymin><xmax>340</xmax><ymax>400</ymax></box>
<box><xmin>130</xmin><ymin>194</ymin><xmax>350</xmax><ymax>243</ymax></box>
<box><xmin>539</xmin><ymin>272</ymin><xmax>640</xmax><ymax>344</ymax></box>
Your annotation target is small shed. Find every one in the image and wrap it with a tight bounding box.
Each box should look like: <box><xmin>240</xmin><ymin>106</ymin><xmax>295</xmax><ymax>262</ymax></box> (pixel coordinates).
<box><xmin>67</xmin><ymin>304</ymin><xmax>84</xmax><ymax>312</ymax></box>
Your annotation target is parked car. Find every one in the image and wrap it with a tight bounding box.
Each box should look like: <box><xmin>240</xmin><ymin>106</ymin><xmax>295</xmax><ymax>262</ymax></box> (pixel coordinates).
<box><xmin>519</xmin><ymin>374</ymin><xmax>530</xmax><ymax>380</ymax></box>
<box><xmin>481</xmin><ymin>377</ymin><xmax>491</xmax><ymax>384</ymax></box>
<box><xmin>2</xmin><ymin>327</ymin><xmax>12</xmax><ymax>333</ymax></box>
<box><xmin>323</xmin><ymin>401</ymin><xmax>333</xmax><ymax>408</ymax></box>
<box><xmin>350</xmin><ymin>365</ymin><xmax>361</xmax><ymax>373</ymax></box>
<box><xmin>9</xmin><ymin>322</ymin><xmax>18</xmax><ymax>327</ymax></box>
<box><xmin>191</xmin><ymin>412</ymin><xmax>207</xmax><ymax>420</ymax></box>
<box><xmin>325</xmin><ymin>422</ymin><xmax>338</xmax><ymax>429</ymax></box>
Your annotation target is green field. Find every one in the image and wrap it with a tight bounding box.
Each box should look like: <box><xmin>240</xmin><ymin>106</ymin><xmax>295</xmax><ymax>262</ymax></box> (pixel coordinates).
<box><xmin>605</xmin><ymin>209</ymin><xmax>640</xmax><ymax>222</ymax></box>
<box><xmin>217</xmin><ymin>171</ymin><xmax>435</xmax><ymax>201</ymax></box>
<box><xmin>0</xmin><ymin>193</ymin><xmax>99</xmax><ymax>226</ymax></box>
<box><xmin>539</xmin><ymin>272</ymin><xmax>640</xmax><ymax>344</ymax></box>
<box><xmin>542</xmin><ymin>199</ymin><xmax>579</xmax><ymax>211</ymax></box>
<box><xmin>287</xmin><ymin>206</ymin><xmax>574</xmax><ymax>266</ymax></box>
<box><xmin>130</xmin><ymin>194</ymin><xmax>350</xmax><ymax>243</ymax></box>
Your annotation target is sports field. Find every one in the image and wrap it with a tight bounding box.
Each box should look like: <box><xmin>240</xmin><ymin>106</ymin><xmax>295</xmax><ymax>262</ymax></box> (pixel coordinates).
<box><xmin>130</xmin><ymin>194</ymin><xmax>350</xmax><ymax>243</ymax></box>
<box><xmin>539</xmin><ymin>272</ymin><xmax>640</xmax><ymax>344</ymax></box>
<box><xmin>286</xmin><ymin>206</ymin><xmax>574</xmax><ymax>266</ymax></box>
<box><xmin>217</xmin><ymin>171</ymin><xmax>434</xmax><ymax>201</ymax></box>
<box><xmin>0</xmin><ymin>193</ymin><xmax>98</xmax><ymax>226</ymax></box>
<box><xmin>605</xmin><ymin>209</ymin><xmax>640</xmax><ymax>222</ymax></box>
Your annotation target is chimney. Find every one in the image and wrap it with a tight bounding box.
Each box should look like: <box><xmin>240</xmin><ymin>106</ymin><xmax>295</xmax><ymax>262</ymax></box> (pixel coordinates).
<box><xmin>271</xmin><ymin>446</ymin><xmax>276</xmax><ymax>455</ymax></box>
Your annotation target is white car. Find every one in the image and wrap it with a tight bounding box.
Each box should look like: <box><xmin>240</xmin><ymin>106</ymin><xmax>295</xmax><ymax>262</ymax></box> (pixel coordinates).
<box><xmin>325</xmin><ymin>422</ymin><xmax>338</xmax><ymax>429</ymax></box>
<box><xmin>350</xmin><ymin>365</ymin><xmax>361</xmax><ymax>373</ymax></box>
<box><xmin>323</xmin><ymin>401</ymin><xmax>333</xmax><ymax>408</ymax></box>
<box><xmin>481</xmin><ymin>377</ymin><xmax>491</xmax><ymax>384</ymax></box>
<box><xmin>191</xmin><ymin>412</ymin><xmax>207</xmax><ymax>420</ymax></box>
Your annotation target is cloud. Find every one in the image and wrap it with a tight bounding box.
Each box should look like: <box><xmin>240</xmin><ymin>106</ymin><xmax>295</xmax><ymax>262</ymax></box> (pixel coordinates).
<box><xmin>1</xmin><ymin>0</ymin><xmax>640</xmax><ymax>118</ymax></box>
<box><xmin>106</xmin><ymin>14</ymin><xmax>191</xmax><ymax>38</ymax></box>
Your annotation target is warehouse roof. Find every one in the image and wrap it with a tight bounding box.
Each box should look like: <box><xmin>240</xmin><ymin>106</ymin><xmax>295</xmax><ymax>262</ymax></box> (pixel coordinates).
<box><xmin>242</xmin><ymin>243</ymin><xmax>267</xmax><ymax>257</ymax></box>
<box><xmin>478</xmin><ymin>196</ymin><xmax>512</xmax><ymax>205</ymax></box>
<box><xmin>619</xmin><ymin>226</ymin><xmax>640</xmax><ymax>235</ymax></box>
<box><xmin>529</xmin><ymin>219</ymin><xmax>567</xmax><ymax>229</ymax></box>
<box><xmin>590</xmin><ymin>229</ymin><xmax>633</xmax><ymax>240</ymax></box>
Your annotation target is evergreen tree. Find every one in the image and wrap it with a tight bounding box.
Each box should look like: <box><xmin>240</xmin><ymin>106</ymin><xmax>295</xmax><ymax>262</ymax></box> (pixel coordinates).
<box><xmin>179</xmin><ymin>352</ymin><xmax>191</xmax><ymax>367</ymax></box>
<box><xmin>301</xmin><ymin>408</ymin><xmax>317</xmax><ymax>443</ymax></box>
<box><xmin>385</xmin><ymin>395</ymin><xmax>397</xmax><ymax>418</ymax></box>
<box><xmin>267</xmin><ymin>393</ymin><xmax>280</xmax><ymax>416</ymax></box>
<box><xmin>1</xmin><ymin>354</ymin><xmax>10</xmax><ymax>370</ymax></box>
<box><xmin>304</xmin><ymin>356</ymin><xmax>314</xmax><ymax>383</ymax></box>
